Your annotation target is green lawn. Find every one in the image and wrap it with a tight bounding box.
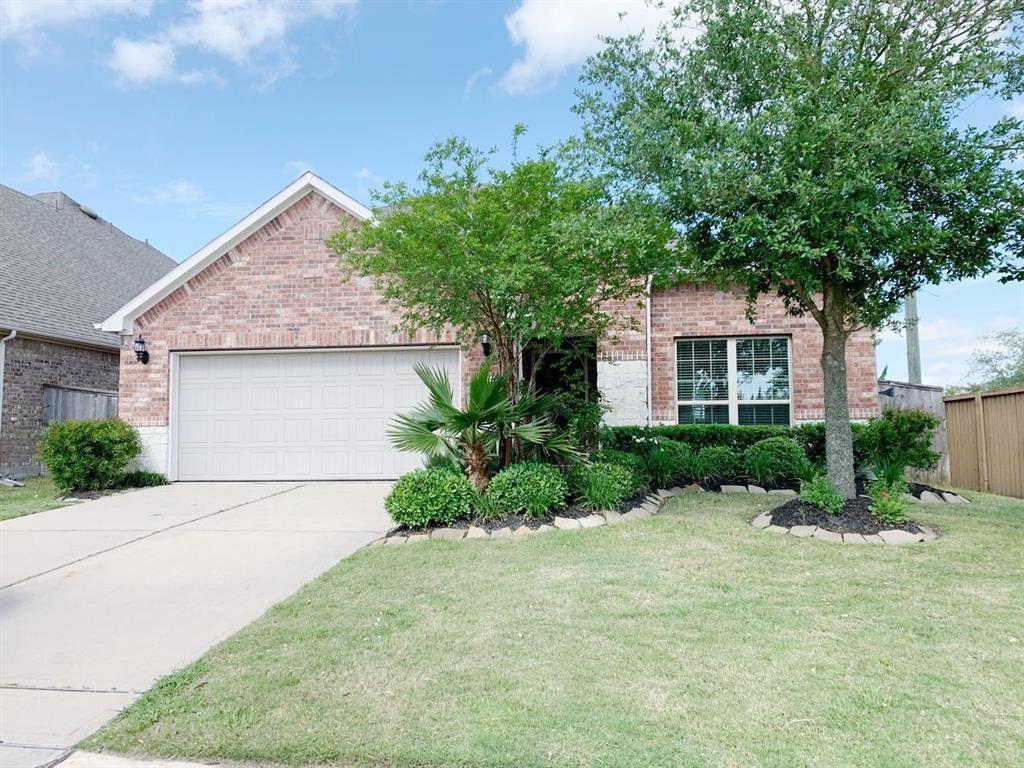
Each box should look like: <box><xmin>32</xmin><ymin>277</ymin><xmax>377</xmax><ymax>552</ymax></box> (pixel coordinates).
<box><xmin>88</xmin><ymin>491</ymin><xmax>1024</xmax><ymax>768</ymax></box>
<box><xmin>0</xmin><ymin>475</ymin><xmax>69</xmax><ymax>521</ymax></box>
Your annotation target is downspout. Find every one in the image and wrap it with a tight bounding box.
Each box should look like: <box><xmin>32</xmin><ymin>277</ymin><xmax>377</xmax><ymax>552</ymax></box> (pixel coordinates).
<box><xmin>0</xmin><ymin>329</ymin><xmax>16</xmax><ymax>450</ymax></box>
<box><xmin>645</xmin><ymin>276</ymin><xmax>653</xmax><ymax>426</ymax></box>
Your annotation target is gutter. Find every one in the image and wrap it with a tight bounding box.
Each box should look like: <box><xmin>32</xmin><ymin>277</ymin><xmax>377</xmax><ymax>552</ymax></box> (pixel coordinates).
<box><xmin>0</xmin><ymin>329</ymin><xmax>16</xmax><ymax>444</ymax></box>
<box><xmin>645</xmin><ymin>276</ymin><xmax>653</xmax><ymax>426</ymax></box>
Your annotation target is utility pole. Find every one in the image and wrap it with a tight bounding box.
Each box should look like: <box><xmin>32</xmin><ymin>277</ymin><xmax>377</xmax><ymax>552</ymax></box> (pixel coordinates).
<box><xmin>905</xmin><ymin>292</ymin><xmax>922</xmax><ymax>385</ymax></box>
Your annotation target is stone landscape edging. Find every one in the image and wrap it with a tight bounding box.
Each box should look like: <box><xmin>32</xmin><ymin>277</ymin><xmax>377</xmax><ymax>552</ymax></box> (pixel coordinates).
<box><xmin>369</xmin><ymin>487</ymin><xmax>684</xmax><ymax>547</ymax></box>
<box><xmin>369</xmin><ymin>481</ymin><xmax>958</xmax><ymax>548</ymax></box>
<box><xmin>750</xmin><ymin>510</ymin><xmax>941</xmax><ymax>544</ymax></box>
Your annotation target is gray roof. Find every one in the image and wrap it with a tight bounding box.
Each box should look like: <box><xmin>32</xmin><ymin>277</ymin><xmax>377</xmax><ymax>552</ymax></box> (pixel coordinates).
<box><xmin>0</xmin><ymin>184</ymin><xmax>176</xmax><ymax>349</ymax></box>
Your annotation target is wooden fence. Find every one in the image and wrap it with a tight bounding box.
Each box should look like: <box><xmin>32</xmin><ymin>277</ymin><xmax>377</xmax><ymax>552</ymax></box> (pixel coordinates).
<box><xmin>877</xmin><ymin>380</ymin><xmax>950</xmax><ymax>485</ymax></box>
<box><xmin>41</xmin><ymin>386</ymin><xmax>118</xmax><ymax>425</ymax></box>
<box><xmin>943</xmin><ymin>386</ymin><xmax>1024</xmax><ymax>499</ymax></box>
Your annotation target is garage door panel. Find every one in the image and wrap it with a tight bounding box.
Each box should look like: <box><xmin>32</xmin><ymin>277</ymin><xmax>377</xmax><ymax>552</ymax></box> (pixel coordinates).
<box><xmin>174</xmin><ymin>348</ymin><xmax>458</xmax><ymax>480</ymax></box>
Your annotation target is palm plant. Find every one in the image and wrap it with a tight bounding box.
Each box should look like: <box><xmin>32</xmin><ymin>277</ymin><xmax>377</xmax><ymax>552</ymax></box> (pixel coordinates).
<box><xmin>388</xmin><ymin>360</ymin><xmax>584</xmax><ymax>491</ymax></box>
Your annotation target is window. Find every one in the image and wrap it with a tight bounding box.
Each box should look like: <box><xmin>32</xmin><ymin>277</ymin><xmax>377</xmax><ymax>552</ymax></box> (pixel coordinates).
<box><xmin>676</xmin><ymin>337</ymin><xmax>791</xmax><ymax>425</ymax></box>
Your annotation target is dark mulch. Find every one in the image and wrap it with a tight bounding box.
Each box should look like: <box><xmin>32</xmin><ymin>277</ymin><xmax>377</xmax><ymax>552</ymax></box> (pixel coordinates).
<box><xmin>389</xmin><ymin>492</ymin><xmax>652</xmax><ymax>537</ymax></box>
<box><xmin>770</xmin><ymin>497</ymin><xmax>923</xmax><ymax>535</ymax></box>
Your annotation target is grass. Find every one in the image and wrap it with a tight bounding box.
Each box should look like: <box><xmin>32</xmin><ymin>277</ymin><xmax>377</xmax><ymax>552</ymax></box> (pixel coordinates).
<box><xmin>87</xmin><ymin>491</ymin><xmax>1024</xmax><ymax>768</ymax></box>
<box><xmin>0</xmin><ymin>475</ymin><xmax>70</xmax><ymax>521</ymax></box>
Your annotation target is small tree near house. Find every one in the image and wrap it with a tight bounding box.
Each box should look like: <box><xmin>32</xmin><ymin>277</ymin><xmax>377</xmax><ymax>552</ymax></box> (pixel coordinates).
<box><xmin>327</xmin><ymin>128</ymin><xmax>672</xmax><ymax>396</ymax></box>
<box><xmin>576</xmin><ymin>0</ymin><xmax>1023</xmax><ymax>497</ymax></box>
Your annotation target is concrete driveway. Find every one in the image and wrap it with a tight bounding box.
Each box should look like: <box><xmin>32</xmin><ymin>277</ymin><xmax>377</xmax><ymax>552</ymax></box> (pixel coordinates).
<box><xmin>0</xmin><ymin>482</ymin><xmax>391</xmax><ymax>767</ymax></box>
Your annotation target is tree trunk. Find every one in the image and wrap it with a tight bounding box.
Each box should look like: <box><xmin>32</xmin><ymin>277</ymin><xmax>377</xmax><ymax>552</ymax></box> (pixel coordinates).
<box><xmin>465</xmin><ymin>441</ymin><xmax>489</xmax><ymax>492</ymax></box>
<box><xmin>820</xmin><ymin>317</ymin><xmax>858</xmax><ymax>499</ymax></box>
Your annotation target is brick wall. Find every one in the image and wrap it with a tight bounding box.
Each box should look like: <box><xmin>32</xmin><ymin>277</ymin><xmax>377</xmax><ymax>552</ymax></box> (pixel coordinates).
<box><xmin>599</xmin><ymin>284</ymin><xmax>879</xmax><ymax>424</ymax></box>
<box><xmin>118</xmin><ymin>191</ymin><xmax>464</xmax><ymax>428</ymax></box>
<box><xmin>119</xmin><ymin>189</ymin><xmax>878</xmax><ymax>439</ymax></box>
<box><xmin>0</xmin><ymin>335</ymin><xmax>118</xmax><ymax>476</ymax></box>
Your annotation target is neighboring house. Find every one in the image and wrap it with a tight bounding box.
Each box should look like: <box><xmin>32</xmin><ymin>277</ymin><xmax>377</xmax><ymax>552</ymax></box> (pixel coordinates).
<box><xmin>102</xmin><ymin>173</ymin><xmax>879</xmax><ymax>482</ymax></box>
<box><xmin>0</xmin><ymin>185</ymin><xmax>176</xmax><ymax>477</ymax></box>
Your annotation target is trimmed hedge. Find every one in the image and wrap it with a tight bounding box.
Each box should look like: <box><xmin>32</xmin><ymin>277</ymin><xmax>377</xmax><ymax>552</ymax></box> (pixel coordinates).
<box><xmin>385</xmin><ymin>467</ymin><xmax>476</xmax><ymax>528</ymax></box>
<box><xmin>601</xmin><ymin>423</ymin><xmax>871</xmax><ymax>470</ymax></box>
<box><xmin>487</xmin><ymin>461</ymin><xmax>568</xmax><ymax>518</ymax></box>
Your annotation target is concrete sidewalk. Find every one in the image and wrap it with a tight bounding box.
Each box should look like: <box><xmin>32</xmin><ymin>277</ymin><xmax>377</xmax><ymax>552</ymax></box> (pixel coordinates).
<box><xmin>0</xmin><ymin>482</ymin><xmax>391</xmax><ymax>768</ymax></box>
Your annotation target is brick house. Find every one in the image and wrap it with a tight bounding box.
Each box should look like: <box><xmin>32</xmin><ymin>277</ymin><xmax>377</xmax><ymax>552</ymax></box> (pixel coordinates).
<box><xmin>101</xmin><ymin>173</ymin><xmax>878</xmax><ymax>482</ymax></box>
<box><xmin>0</xmin><ymin>185</ymin><xmax>175</xmax><ymax>477</ymax></box>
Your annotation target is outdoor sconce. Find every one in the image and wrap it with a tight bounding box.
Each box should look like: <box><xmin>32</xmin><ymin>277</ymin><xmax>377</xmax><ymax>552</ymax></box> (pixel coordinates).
<box><xmin>481</xmin><ymin>334</ymin><xmax>492</xmax><ymax>358</ymax></box>
<box><xmin>134</xmin><ymin>334</ymin><xmax>150</xmax><ymax>364</ymax></box>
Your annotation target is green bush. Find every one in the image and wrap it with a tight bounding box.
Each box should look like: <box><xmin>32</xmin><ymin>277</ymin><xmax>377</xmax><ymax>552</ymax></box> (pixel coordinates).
<box><xmin>591</xmin><ymin>449</ymin><xmax>650</xmax><ymax>492</ymax></box>
<box><xmin>120</xmin><ymin>470</ymin><xmax>168</xmax><ymax>488</ymax></box>
<box><xmin>743</xmin><ymin>437</ymin><xmax>806</xmax><ymax>485</ymax></box>
<box><xmin>38</xmin><ymin>418</ymin><xmax>142</xmax><ymax>493</ymax></box>
<box><xmin>867</xmin><ymin>480</ymin><xmax>909</xmax><ymax>525</ymax></box>
<box><xmin>600</xmin><ymin>424</ymin><xmax>789</xmax><ymax>453</ymax></box>
<box><xmin>696</xmin><ymin>445</ymin><xmax>740</xmax><ymax>480</ymax></box>
<box><xmin>799</xmin><ymin>475</ymin><xmax>845</xmax><ymax>515</ymax></box>
<box><xmin>385</xmin><ymin>467</ymin><xmax>476</xmax><ymax>528</ymax></box>
<box><xmin>790</xmin><ymin>421</ymin><xmax>871</xmax><ymax>469</ymax></box>
<box><xmin>861</xmin><ymin>408</ymin><xmax>940</xmax><ymax>473</ymax></box>
<box><xmin>487</xmin><ymin>461</ymin><xmax>568</xmax><ymax>518</ymax></box>
<box><xmin>569</xmin><ymin>462</ymin><xmax>634</xmax><ymax>511</ymax></box>
<box><xmin>643</xmin><ymin>438</ymin><xmax>690</xmax><ymax>488</ymax></box>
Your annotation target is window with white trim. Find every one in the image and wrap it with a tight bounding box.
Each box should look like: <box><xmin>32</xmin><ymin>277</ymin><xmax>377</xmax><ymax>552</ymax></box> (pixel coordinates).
<box><xmin>676</xmin><ymin>337</ymin><xmax>791</xmax><ymax>426</ymax></box>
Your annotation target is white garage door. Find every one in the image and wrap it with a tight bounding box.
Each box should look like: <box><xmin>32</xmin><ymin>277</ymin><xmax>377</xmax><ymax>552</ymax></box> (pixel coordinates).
<box><xmin>173</xmin><ymin>347</ymin><xmax>459</xmax><ymax>481</ymax></box>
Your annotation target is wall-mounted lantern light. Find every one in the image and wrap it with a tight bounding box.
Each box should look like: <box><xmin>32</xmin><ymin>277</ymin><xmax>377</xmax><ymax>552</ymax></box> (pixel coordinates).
<box><xmin>134</xmin><ymin>334</ymin><xmax>150</xmax><ymax>364</ymax></box>
<box><xmin>481</xmin><ymin>334</ymin><xmax>492</xmax><ymax>358</ymax></box>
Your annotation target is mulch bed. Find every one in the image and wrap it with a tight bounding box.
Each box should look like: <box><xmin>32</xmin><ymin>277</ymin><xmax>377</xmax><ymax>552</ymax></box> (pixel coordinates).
<box><xmin>389</xmin><ymin>492</ymin><xmax>650</xmax><ymax>537</ymax></box>
<box><xmin>770</xmin><ymin>497</ymin><xmax>924</xmax><ymax>535</ymax></box>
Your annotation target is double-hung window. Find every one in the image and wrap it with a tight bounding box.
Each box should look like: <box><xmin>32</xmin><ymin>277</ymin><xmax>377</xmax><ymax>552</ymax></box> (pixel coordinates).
<box><xmin>676</xmin><ymin>337</ymin><xmax>791</xmax><ymax>426</ymax></box>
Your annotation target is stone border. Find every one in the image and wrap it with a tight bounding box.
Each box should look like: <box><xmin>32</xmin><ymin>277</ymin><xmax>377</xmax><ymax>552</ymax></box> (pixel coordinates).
<box><xmin>751</xmin><ymin>511</ymin><xmax>940</xmax><ymax>544</ymax></box>
<box><xmin>369</xmin><ymin>487</ymin><xmax>686</xmax><ymax>547</ymax></box>
<box><xmin>723</xmin><ymin>483</ymin><xmax>969</xmax><ymax>505</ymax></box>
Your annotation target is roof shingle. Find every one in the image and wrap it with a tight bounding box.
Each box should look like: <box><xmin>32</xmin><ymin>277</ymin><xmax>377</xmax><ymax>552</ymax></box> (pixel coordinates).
<box><xmin>0</xmin><ymin>184</ymin><xmax>176</xmax><ymax>349</ymax></box>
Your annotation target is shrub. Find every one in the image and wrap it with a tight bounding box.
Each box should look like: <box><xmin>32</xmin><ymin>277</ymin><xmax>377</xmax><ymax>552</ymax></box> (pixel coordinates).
<box><xmin>120</xmin><ymin>470</ymin><xmax>168</xmax><ymax>488</ymax></box>
<box><xmin>678</xmin><ymin>445</ymin><xmax>740</xmax><ymax>483</ymax></box>
<box><xmin>868</xmin><ymin>480</ymin><xmax>909</xmax><ymax>525</ymax></box>
<box><xmin>861</xmin><ymin>408</ymin><xmax>941</xmax><ymax>473</ymax></box>
<box><xmin>743</xmin><ymin>437</ymin><xmax>806</xmax><ymax>485</ymax></box>
<box><xmin>643</xmin><ymin>438</ymin><xmax>690</xmax><ymax>488</ymax></box>
<box><xmin>799</xmin><ymin>475</ymin><xmax>845</xmax><ymax>515</ymax></box>
<box><xmin>600</xmin><ymin>424</ymin><xmax>788</xmax><ymax>453</ymax></box>
<box><xmin>487</xmin><ymin>461</ymin><xmax>568</xmax><ymax>518</ymax></box>
<box><xmin>385</xmin><ymin>467</ymin><xmax>476</xmax><ymax>528</ymax></box>
<box><xmin>591</xmin><ymin>449</ymin><xmax>650</xmax><ymax>492</ymax></box>
<box><xmin>38</xmin><ymin>418</ymin><xmax>142</xmax><ymax>493</ymax></box>
<box><xmin>569</xmin><ymin>462</ymin><xmax>635</xmax><ymax>510</ymax></box>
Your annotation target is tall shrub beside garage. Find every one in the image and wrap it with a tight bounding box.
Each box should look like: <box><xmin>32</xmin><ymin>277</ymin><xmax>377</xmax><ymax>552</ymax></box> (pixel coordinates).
<box><xmin>38</xmin><ymin>418</ymin><xmax>142</xmax><ymax>493</ymax></box>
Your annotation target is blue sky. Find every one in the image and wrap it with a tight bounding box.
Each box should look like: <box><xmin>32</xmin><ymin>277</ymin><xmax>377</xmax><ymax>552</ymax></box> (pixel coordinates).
<box><xmin>1</xmin><ymin>0</ymin><xmax>1020</xmax><ymax>388</ymax></box>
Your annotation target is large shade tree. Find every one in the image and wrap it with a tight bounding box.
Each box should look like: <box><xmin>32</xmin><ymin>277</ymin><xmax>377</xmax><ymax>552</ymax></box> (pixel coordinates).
<box><xmin>328</xmin><ymin>130</ymin><xmax>672</xmax><ymax>395</ymax></box>
<box><xmin>577</xmin><ymin>0</ymin><xmax>1023</xmax><ymax>497</ymax></box>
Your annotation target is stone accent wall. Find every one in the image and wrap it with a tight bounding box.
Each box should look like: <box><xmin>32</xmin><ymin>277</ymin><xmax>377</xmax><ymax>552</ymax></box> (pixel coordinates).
<box><xmin>598</xmin><ymin>359</ymin><xmax>649</xmax><ymax>426</ymax></box>
<box><xmin>0</xmin><ymin>335</ymin><xmax>118</xmax><ymax>476</ymax></box>
<box><xmin>598</xmin><ymin>284</ymin><xmax>879</xmax><ymax>425</ymax></box>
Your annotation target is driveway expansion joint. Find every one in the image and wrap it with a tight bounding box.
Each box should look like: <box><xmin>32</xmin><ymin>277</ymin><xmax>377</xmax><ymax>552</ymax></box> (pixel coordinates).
<box><xmin>0</xmin><ymin>483</ymin><xmax>308</xmax><ymax>591</ymax></box>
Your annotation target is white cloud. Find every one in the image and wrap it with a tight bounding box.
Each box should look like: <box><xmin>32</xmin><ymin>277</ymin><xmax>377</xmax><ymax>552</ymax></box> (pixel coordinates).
<box><xmin>109</xmin><ymin>37</ymin><xmax>176</xmax><ymax>84</ymax></box>
<box><xmin>135</xmin><ymin>178</ymin><xmax>244</xmax><ymax>221</ymax></box>
<box><xmin>464</xmin><ymin>66</ymin><xmax>493</xmax><ymax>96</ymax></box>
<box><xmin>0</xmin><ymin>0</ymin><xmax>151</xmax><ymax>41</ymax></box>
<box><xmin>500</xmin><ymin>0</ymin><xmax>680</xmax><ymax>94</ymax></box>
<box><xmin>23</xmin><ymin>151</ymin><xmax>60</xmax><ymax>183</ymax></box>
<box><xmin>1009</xmin><ymin>99</ymin><xmax>1024</xmax><ymax>119</ymax></box>
<box><xmin>108</xmin><ymin>0</ymin><xmax>356</xmax><ymax>88</ymax></box>
<box><xmin>109</xmin><ymin>36</ymin><xmax>225</xmax><ymax>86</ymax></box>
<box><xmin>284</xmin><ymin>160</ymin><xmax>314</xmax><ymax>177</ymax></box>
<box><xmin>150</xmin><ymin>179</ymin><xmax>205</xmax><ymax>205</ymax></box>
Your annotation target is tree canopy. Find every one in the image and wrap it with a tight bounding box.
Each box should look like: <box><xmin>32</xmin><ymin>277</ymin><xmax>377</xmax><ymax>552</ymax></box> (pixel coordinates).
<box><xmin>950</xmin><ymin>328</ymin><xmax>1024</xmax><ymax>393</ymax></box>
<box><xmin>327</xmin><ymin>131</ymin><xmax>672</xmax><ymax>389</ymax></box>
<box><xmin>576</xmin><ymin>0</ymin><xmax>1023</xmax><ymax>496</ymax></box>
